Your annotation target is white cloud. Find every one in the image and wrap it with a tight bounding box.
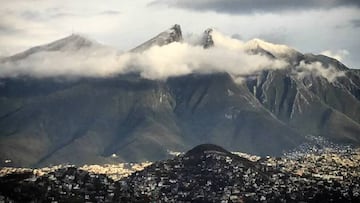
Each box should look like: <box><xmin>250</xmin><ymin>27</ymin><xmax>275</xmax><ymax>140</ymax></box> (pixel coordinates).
<box><xmin>0</xmin><ymin>47</ymin><xmax>123</xmax><ymax>78</ymax></box>
<box><xmin>295</xmin><ymin>61</ymin><xmax>345</xmax><ymax>82</ymax></box>
<box><xmin>0</xmin><ymin>29</ymin><xmax>348</xmax><ymax>84</ymax></box>
<box><xmin>0</xmin><ymin>31</ymin><xmax>288</xmax><ymax>80</ymax></box>
<box><xmin>0</xmin><ymin>0</ymin><xmax>126</xmax><ymax>55</ymax></box>
<box><xmin>320</xmin><ymin>49</ymin><xmax>349</xmax><ymax>62</ymax></box>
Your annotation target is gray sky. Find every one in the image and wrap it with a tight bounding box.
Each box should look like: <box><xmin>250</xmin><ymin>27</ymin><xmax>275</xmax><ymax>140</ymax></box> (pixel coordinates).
<box><xmin>0</xmin><ymin>0</ymin><xmax>359</xmax><ymax>68</ymax></box>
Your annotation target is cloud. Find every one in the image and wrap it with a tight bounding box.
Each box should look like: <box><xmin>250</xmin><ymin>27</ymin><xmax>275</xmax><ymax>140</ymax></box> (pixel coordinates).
<box><xmin>19</xmin><ymin>10</ymin><xmax>77</xmax><ymax>21</ymax></box>
<box><xmin>0</xmin><ymin>23</ymin><xmax>23</xmax><ymax>35</ymax></box>
<box><xmin>0</xmin><ymin>0</ymin><xmax>359</xmax><ymax>70</ymax></box>
<box><xmin>100</xmin><ymin>10</ymin><xmax>121</xmax><ymax>15</ymax></box>
<box><xmin>294</xmin><ymin>61</ymin><xmax>345</xmax><ymax>82</ymax></box>
<box><xmin>231</xmin><ymin>34</ymin><xmax>242</xmax><ymax>40</ymax></box>
<box><xmin>350</xmin><ymin>19</ymin><xmax>360</xmax><ymax>28</ymax></box>
<box><xmin>0</xmin><ymin>30</ymin><xmax>346</xmax><ymax>84</ymax></box>
<box><xmin>321</xmin><ymin>50</ymin><xmax>349</xmax><ymax>62</ymax></box>
<box><xmin>0</xmin><ymin>1</ymin><xmax>126</xmax><ymax>55</ymax></box>
<box><xmin>256</xmin><ymin>31</ymin><xmax>289</xmax><ymax>45</ymax></box>
<box><xmin>0</xmin><ymin>31</ymin><xmax>288</xmax><ymax>80</ymax></box>
<box><xmin>150</xmin><ymin>0</ymin><xmax>360</xmax><ymax>14</ymax></box>
<box><xmin>0</xmin><ymin>46</ymin><xmax>123</xmax><ymax>78</ymax></box>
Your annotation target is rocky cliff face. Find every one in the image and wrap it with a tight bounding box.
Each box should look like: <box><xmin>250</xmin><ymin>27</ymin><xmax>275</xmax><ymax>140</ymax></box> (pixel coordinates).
<box><xmin>202</xmin><ymin>28</ymin><xmax>214</xmax><ymax>48</ymax></box>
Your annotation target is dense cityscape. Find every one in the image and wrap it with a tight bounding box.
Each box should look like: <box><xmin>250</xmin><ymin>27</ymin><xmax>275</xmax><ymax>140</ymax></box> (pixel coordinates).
<box><xmin>1</xmin><ymin>143</ymin><xmax>359</xmax><ymax>202</ymax></box>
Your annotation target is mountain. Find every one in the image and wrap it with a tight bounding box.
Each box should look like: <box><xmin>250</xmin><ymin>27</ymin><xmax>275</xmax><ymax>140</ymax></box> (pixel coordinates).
<box><xmin>242</xmin><ymin>38</ymin><xmax>360</xmax><ymax>144</ymax></box>
<box><xmin>0</xmin><ymin>24</ymin><xmax>359</xmax><ymax>167</ymax></box>
<box><xmin>0</xmin><ymin>72</ymin><xmax>303</xmax><ymax>167</ymax></box>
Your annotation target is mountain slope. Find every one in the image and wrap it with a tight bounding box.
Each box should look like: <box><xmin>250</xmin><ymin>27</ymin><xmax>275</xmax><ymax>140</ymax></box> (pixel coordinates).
<box><xmin>0</xmin><ymin>72</ymin><xmax>304</xmax><ymax>167</ymax></box>
<box><xmin>167</xmin><ymin>73</ymin><xmax>304</xmax><ymax>155</ymax></box>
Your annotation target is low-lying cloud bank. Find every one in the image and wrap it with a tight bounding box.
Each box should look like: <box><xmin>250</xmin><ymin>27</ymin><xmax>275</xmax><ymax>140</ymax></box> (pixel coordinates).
<box><xmin>0</xmin><ymin>47</ymin><xmax>122</xmax><ymax>78</ymax></box>
<box><xmin>0</xmin><ymin>31</ymin><xmax>287</xmax><ymax>80</ymax></box>
<box><xmin>0</xmin><ymin>30</ymin><xmax>345</xmax><ymax>83</ymax></box>
<box><xmin>128</xmin><ymin>31</ymin><xmax>288</xmax><ymax>80</ymax></box>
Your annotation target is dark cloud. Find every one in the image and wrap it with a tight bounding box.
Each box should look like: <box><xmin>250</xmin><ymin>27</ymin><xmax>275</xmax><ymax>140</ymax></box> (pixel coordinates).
<box><xmin>44</xmin><ymin>7</ymin><xmax>77</xmax><ymax>18</ymax></box>
<box><xmin>256</xmin><ymin>28</ymin><xmax>289</xmax><ymax>45</ymax></box>
<box><xmin>21</xmin><ymin>11</ymin><xmax>41</xmax><ymax>20</ymax></box>
<box><xmin>20</xmin><ymin>8</ymin><xmax>119</xmax><ymax>20</ymax></box>
<box><xmin>0</xmin><ymin>25</ymin><xmax>21</xmax><ymax>34</ymax></box>
<box><xmin>100</xmin><ymin>10</ymin><xmax>122</xmax><ymax>15</ymax></box>
<box><xmin>50</xmin><ymin>12</ymin><xmax>77</xmax><ymax>18</ymax></box>
<box><xmin>231</xmin><ymin>34</ymin><xmax>242</xmax><ymax>40</ymax></box>
<box><xmin>20</xmin><ymin>10</ymin><xmax>76</xmax><ymax>21</ymax></box>
<box><xmin>150</xmin><ymin>0</ymin><xmax>360</xmax><ymax>14</ymax></box>
<box><xmin>351</xmin><ymin>19</ymin><xmax>360</xmax><ymax>28</ymax></box>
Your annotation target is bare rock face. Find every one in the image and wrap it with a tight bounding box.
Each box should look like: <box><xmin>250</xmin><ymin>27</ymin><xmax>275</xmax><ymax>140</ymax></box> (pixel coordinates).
<box><xmin>202</xmin><ymin>28</ymin><xmax>214</xmax><ymax>49</ymax></box>
<box><xmin>171</xmin><ymin>24</ymin><xmax>183</xmax><ymax>42</ymax></box>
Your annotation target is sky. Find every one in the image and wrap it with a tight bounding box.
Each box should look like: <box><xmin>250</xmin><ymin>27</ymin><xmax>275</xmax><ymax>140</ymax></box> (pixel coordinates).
<box><xmin>0</xmin><ymin>0</ymin><xmax>359</xmax><ymax>69</ymax></box>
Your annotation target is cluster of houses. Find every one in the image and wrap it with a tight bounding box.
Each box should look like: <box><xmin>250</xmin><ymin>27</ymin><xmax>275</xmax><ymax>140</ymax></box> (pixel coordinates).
<box><xmin>0</xmin><ymin>145</ymin><xmax>359</xmax><ymax>202</ymax></box>
<box><xmin>79</xmin><ymin>162</ymin><xmax>152</xmax><ymax>181</ymax></box>
<box><xmin>118</xmin><ymin>146</ymin><xmax>360</xmax><ymax>202</ymax></box>
<box><xmin>0</xmin><ymin>167</ymin><xmax>120</xmax><ymax>202</ymax></box>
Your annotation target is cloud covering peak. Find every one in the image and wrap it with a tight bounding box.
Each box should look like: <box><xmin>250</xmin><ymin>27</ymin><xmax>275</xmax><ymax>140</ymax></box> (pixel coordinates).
<box><xmin>0</xmin><ymin>30</ymin><xmax>288</xmax><ymax>79</ymax></box>
<box><xmin>0</xmin><ymin>27</ymin><xmax>345</xmax><ymax>83</ymax></box>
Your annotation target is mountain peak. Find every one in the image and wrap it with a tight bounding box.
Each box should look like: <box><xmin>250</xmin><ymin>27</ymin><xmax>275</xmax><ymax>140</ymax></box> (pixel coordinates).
<box><xmin>3</xmin><ymin>34</ymin><xmax>98</xmax><ymax>62</ymax></box>
<box><xmin>171</xmin><ymin>24</ymin><xmax>182</xmax><ymax>38</ymax></box>
<box><xmin>131</xmin><ymin>24</ymin><xmax>183</xmax><ymax>52</ymax></box>
<box><xmin>44</xmin><ymin>34</ymin><xmax>96</xmax><ymax>51</ymax></box>
<box><xmin>202</xmin><ymin>28</ymin><xmax>214</xmax><ymax>49</ymax></box>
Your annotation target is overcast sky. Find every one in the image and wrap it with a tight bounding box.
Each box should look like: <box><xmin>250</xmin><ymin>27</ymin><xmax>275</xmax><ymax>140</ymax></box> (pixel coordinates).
<box><xmin>0</xmin><ymin>0</ymin><xmax>359</xmax><ymax>68</ymax></box>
